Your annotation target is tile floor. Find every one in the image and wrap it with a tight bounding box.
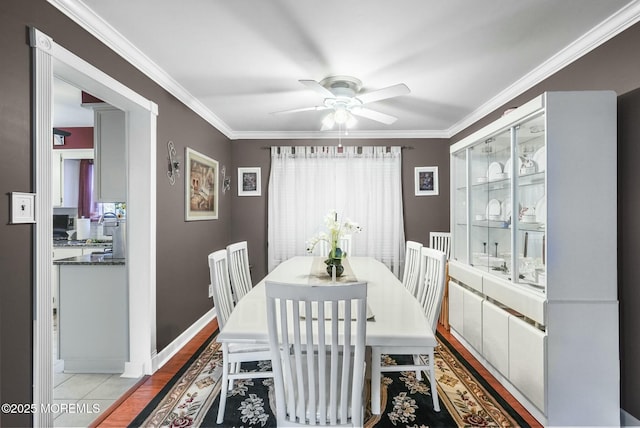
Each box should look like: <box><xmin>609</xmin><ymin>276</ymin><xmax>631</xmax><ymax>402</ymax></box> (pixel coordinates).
<box><xmin>52</xmin><ymin>312</ymin><xmax>140</xmax><ymax>427</ymax></box>
<box><xmin>53</xmin><ymin>372</ymin><xmax>140</xmax><ymax>427</ymax></box>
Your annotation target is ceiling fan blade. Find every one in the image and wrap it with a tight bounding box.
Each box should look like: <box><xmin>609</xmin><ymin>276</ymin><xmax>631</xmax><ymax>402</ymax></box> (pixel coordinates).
<box><xmin>350</xmin><ymin>107</ymin><xmax>398</xmax><ymax>125</ymax></box>
<box><xmin>270</xmin><ymin>105</ymin><xmax>329</xmax><ymax>115</ymax></box>
<box><xmin>356</xmin><ymin>83</ymin><xmax>410</xmax><ymax>104</ymax></box>
<box><xmin>299</xmin><ymin>79</ymin><xmax>335</xmax><ymax>98</ymax></box>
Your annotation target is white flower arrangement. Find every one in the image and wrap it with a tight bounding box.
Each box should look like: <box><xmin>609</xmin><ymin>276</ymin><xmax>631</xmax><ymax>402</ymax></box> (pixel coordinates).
<box><xmin>306</xmin><ymin>209</ymin><xmax>363</xmax><ymax>259</ymax></box>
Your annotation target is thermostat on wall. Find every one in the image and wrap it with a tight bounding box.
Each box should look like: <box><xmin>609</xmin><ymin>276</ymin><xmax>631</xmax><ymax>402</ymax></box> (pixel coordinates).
<box><xmin>11</xmin><ymin>192</ymin><xmax>36</xmax><ymax>224</ymax></box>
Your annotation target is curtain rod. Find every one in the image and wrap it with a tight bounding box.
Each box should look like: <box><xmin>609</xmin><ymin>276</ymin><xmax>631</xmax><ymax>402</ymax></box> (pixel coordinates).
<box><xmin>260</xmin><ymin>145</ymin><xmax>414</xmax><ymax>150</ymax></box>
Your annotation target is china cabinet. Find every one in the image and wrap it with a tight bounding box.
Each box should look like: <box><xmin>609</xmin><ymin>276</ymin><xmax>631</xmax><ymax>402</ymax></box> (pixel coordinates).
<box><xmin>449</xmin><ymin>91</ymin><xmax>619</xmax><ymax>426</ymax></box>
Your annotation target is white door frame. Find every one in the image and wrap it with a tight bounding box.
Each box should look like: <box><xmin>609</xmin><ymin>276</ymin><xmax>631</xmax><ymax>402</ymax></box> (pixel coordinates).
<box><xmin>30</xmin><ymin>28</ymin><xmax>157</xmax><ymax>427</ymax></box>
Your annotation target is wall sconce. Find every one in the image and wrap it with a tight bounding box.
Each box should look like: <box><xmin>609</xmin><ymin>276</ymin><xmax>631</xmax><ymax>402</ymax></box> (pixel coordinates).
<box><xmin>167</xmin><ymin>140</ymin><xmax>180</xmax><ymax>186</ymax></box>
<box><xmin>221</xmin><ymin>165</ymin><xmax>231</xmax><ymax>194</ymax></box>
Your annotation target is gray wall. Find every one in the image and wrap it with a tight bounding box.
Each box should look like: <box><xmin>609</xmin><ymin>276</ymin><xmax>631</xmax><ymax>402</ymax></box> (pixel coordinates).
<box><xmin>1</xmin><ymin>0</ymin><xmax>640</xmax><ymax>425</ymax></box>
<box><xmin>230</xmin><ymin>138</ymin><xmax>450</xmax><ymax>281</ymax></box>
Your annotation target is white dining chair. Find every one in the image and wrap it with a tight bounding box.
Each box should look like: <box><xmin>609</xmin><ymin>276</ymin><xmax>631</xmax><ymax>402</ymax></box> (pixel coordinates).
<box><xmin>265</xmin><ymin>281</ymin><xmax>368</xmax><ymax>427</ymax></box>
<box><xmin>226</xmin><ymin>241</ymin><xmax>253</xmax><ymax>303</ymax></box>
<box><xmin>430</xmin><ymin>231</ymin><xmax>451</xmax><ymax>330</ymax></box>
<box><xmin>208</xmin><ymin>250</ymin><xmax>273</xmax><ymax>424</ymax></box>
<box><xmin>429</xmin><ymin>231</ymin><xmax>451</xmax><ymax>259</ymax></box>
<box><xmin>402</xmin><ymin>240</ymin><xmax>423</xmax><ymax>297</ymax></box>
<box><xmin>371</xmin><ymin>247</ymin><xmax>447</xmax><ymax>415</ymax></box>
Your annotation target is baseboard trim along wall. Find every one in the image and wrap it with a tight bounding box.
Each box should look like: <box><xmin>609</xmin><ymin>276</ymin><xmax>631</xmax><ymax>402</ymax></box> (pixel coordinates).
<box><xmin>151</xmin><ymin>308</ymin><xmax>216</xmax><ymax>373</ymax></box>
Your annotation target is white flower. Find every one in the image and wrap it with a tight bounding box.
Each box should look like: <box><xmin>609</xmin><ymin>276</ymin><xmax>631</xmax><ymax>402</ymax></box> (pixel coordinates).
<box><xmin>306</xmin><ymin>210</ymin><xmax>363</xmax><ymax>257</ymax></box>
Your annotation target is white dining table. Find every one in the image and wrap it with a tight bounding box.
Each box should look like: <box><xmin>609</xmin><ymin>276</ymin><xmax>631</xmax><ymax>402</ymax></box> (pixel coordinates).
<box><xmin>216</xmin><ymin>256</ymin><xmax>436</xmax><ymax>412</ymax></box>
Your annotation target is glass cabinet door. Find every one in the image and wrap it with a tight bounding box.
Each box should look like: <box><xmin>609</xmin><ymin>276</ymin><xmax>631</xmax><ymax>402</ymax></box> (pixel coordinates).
<box><xmin>514</xmin><ymin>114</ymin><xmax>546</xmax><ymax>289</ymax></box>
<box><xmin>451</xmin><ymin>150</ymin><xmax>468</xmax><ymax>263</ymax></box>
<box><xmin>469</xmin><ymin>129</ymin><xmax>512</xmax><ymax>277</ymax></box>
<box><xmin>452</xmin><ymin>109</ymin><xmax>547</xmax><ymax>293</ymax></box>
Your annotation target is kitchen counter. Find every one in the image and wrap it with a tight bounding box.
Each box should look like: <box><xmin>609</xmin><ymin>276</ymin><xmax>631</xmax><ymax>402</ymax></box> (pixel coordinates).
<box><xmin>54</xmin><ymin>253</ymin><xmax>125</xmax><ymax>265</ymax></box>
<box><xmin>54</xmin><ymin>239</ymin><xmax>112</xmax><ymax>248</ymax></box>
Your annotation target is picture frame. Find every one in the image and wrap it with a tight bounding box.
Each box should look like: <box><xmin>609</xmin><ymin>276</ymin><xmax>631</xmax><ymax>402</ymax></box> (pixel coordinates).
<box><xmin>415</xmin><ymin>166</ymin><xmax>439</xmax><ymax>196</ymax></box>
<box><xmin>238</xmin><ymin>167</ymin><xmax>261</xmax><ymax>196</ymax></box>
<box><xmin>185</xmin><ymin>147</ymin><xmax>218</xmax><ymax>221</ymax></box>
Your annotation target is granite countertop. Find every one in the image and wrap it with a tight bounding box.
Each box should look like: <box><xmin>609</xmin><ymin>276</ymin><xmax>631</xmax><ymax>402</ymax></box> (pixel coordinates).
<box><xmin>54</xmin><ymin>253</ymin><xmax>125</xmax><ymax>266</ymax></box>
<box><xmin>54</xmin><ymin>239</ymin><xmax>112</xmax><ymax>248</ymax></box>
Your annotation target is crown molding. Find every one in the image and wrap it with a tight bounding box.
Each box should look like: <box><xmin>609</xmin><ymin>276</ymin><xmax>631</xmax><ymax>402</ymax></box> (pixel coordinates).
<box><xmin>47</xmin><ymin>0</ymin><xmax>234</xmax><ymax>138</ymax></box>
<box><xmin>48</xmin><ymin>0</ymin><xmax>640</xmax><ymax>141</ymax></box>
<box><xmin>447</xmin><ymin>0</ymin><xmax>640</xmax><ymax>138</ymax></box>
<box><xmin>230</xmin><ymin>129</ymin><xmax>449</xmax><ymax>140</ymax></box>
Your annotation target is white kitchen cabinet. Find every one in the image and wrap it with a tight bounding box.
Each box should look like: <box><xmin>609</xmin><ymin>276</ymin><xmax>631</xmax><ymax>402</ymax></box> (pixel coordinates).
<box><xmin>93</xmin><ymin>106</ymin><xmax>126</xmax><ymax>202</ymax></box>
<box><xmin>448</xmin><ymin>91</ymin><xmax>619</xmax><ymax>426</ymax></box>
<box><xmin>51</xmin><ymin>149</ymin><xmax>93</xmax><ymax>207</ymax></box>
<box><xmin>59</xmin><ymin>263</ymin><xmax>127</xmax><ymax>373</ymax></box>
<box><xmin>52</xmin><ymin>247</ymin><xmax>84</xmax><ymax>314</ymax></box>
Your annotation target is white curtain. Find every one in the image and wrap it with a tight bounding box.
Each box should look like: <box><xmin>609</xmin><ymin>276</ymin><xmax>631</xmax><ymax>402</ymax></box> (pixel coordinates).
<box><xmin>268</xmin><ymin>146</ymin><xmax>405</xmax><ymax>275</ymax></box>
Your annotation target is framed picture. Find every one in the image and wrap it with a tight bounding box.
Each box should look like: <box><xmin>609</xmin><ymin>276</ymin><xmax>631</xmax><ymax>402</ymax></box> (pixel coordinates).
<box><xmin>238</xmin><ymin>167</ymin><xmax>261</xmax><ymax>196</ymax></box>
<box><xmin>185</xmin><ymin>147</ymin><xmax>218</xmax><ymax>221</ymax></box>
<box><xmin>415</xmin><ymin>166</ymin><xmax>439</xmax><ymax>196</ymax></box>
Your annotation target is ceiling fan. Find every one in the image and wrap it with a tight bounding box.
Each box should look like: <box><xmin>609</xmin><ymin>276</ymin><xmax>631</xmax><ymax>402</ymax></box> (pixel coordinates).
<box><xmin>272</xmin><ymin>76</ymin><xmax>410</xmax><ymax>130</ymax></box>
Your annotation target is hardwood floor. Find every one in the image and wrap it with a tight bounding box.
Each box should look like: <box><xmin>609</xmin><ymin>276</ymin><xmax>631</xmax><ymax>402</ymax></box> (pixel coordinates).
<box><xmin>94</xmin><ymin>319</ymin><xmax>541</xmax><ymax>427</ymax></box>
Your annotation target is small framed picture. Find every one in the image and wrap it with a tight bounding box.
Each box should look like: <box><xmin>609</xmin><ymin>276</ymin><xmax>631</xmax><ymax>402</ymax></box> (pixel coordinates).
<box><xmin>238</xmin><ymin>167</ymin><xmax>261</xmax><ymax>196</ymax></box>
<box><xmin>185</xmin><ymin>147</ymin><xmax>218</xmax><ymax>221</ymax></box>
<box><xmin>415</xmin><ymin>166</ymin><xmax>439</xmax><ymax>196</ymax></box>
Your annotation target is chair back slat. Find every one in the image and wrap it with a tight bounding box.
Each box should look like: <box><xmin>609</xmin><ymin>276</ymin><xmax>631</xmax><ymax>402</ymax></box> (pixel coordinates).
<box><xmin>227</xmin><ymin>241</ymin><xmax>253</xmax><ymax>303</ymax></box>
<box><xmin>208</xmin><ymin>250</ymin><xmax>235</xmax><ymax>328</ymax></box>
<box><xmin>265</xmin><ymin>281</ymin><xmax>367</xmax><ymax>427</ymax></box>
<box><xmin>417</xmin><ymin>247</ymin><xmax>447</xmax><ymax>331</ymax></box>
<box><xmin>429</xmin><ymin>231</ymin><xmax>451</xmax><ymax>259</ymax></box>
<box><xmin>402</xmin><ymin>241</ymin><xmax>423</xmax><ymax>296</ymax></box>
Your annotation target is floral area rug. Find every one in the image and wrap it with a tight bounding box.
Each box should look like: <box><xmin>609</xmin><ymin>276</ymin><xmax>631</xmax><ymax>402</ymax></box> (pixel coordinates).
<box><xmin>128</xmin><ymin>331</ymin><xmax>529</xmax><ymax>427</ymax></box>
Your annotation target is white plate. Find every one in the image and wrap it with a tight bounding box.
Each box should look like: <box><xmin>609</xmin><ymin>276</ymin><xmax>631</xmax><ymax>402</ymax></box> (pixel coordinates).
<box><xmin>486</xmin><ymin>199</ymin><xmax>501</xmax><ymax>218</ymax></box>
<box><xmin>535</xmin><ymin>197</ymin><xmax>546</xmax><ymax>224</ymax></box>
<box><xmin>504</xmin><ymin>157</ymin><xmax>522</xmax><ymax>178</ymax></box>
<box><xmin>533</xmin><ymin>146</ymin><xmax>546</xmax><ymax>172</ymax></box>
<box><xmin>487</xmin><ymin>161</ymin><xmax>504</xmax><ymax>181</ymax></box>
<box><xmin>501</xmin><ymin>197</ymin><xmax>511</xmax><ymax>222</ymax></box>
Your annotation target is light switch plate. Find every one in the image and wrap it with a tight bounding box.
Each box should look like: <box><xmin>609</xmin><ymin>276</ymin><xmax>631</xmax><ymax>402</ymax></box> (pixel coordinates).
<box><xmin>11</xmin><ymin>192</ymin><xmax>36</xmax><ymax>224</ymax></box>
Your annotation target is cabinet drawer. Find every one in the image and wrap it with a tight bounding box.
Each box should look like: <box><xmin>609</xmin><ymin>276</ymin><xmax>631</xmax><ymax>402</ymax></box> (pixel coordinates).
<box><xmin>482</xmin><ymin>300</ymin><xmax>509</xmax><ymax>377</ymax></box>
<box><xmin>509</xmin><ymin>316</ymin><xmax>546</xmax><ymax>412</ymax></box>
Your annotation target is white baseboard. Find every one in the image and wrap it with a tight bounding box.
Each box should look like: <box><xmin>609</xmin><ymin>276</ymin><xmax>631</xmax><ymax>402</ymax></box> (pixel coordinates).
<box><xmin>151</xmin><ymin>308</ymin><xmax>216</xmax><ymax>373</ymax></box>
<box><xmin>622</xmin><ymin>409</ymin><xmax>640</xmax><ymax>426</ymax></box>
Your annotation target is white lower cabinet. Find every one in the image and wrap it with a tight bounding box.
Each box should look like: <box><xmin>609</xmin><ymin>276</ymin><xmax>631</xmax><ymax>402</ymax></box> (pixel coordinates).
<box><xmin>462</xmin><ymin>290</ymin><xmax>483</xmax><ymax>352</ymax></box>
<box><xmin>448</xmin><ymin>281</ymin><xmax>464</xmax><ymax>333</ymax></box>
<box><xmin>448</xmin><ymin>280</ymin><xmax>484</xmax><ymax>354</ymax></box>
<box><xmin>481</xmin><ymin>300</ymin><xmax>509</xmax><ymax>377</ymax></box>
<box><xmin>508</xmin><ymin>315</ymin><xmax>546</xmax><ymax>412</ymax></box>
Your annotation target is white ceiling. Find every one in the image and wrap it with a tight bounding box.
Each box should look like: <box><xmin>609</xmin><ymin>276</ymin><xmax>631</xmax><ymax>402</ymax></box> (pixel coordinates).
<box><xmin>51</xmin><ymin>0</ymin><xmax>640</xmax><ymax>139</ymax></box>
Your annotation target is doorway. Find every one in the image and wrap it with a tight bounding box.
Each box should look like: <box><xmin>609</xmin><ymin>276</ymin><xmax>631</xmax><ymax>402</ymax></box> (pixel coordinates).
<box><xmin>31</xmin><ymin>27</ymin><xmax>158</xmax><ymax>427</ymax></box>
